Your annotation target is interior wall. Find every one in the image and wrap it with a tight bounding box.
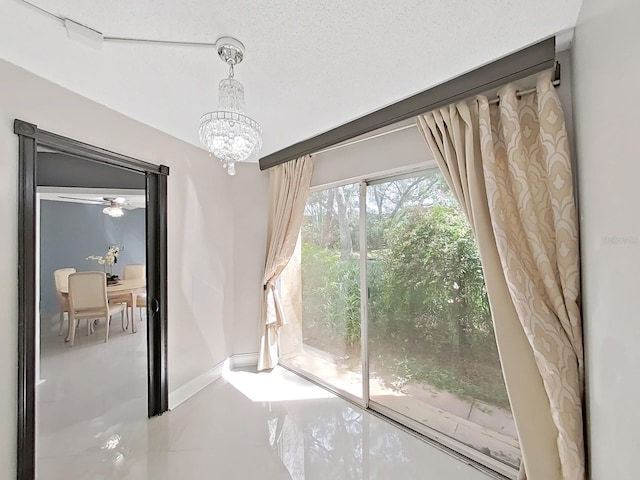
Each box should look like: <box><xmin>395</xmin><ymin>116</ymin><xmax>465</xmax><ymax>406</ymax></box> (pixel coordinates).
<box><xmin>572</xmin><ymin>0</ymin><xmax>640</xmax><ymax>478</ymax></box>
<box><xmin>0</xmin><ymin>58</ymin><xmax>237</xmax><ymax>476</ymax></box>
<box><xmin>39</xmin><ymin>200</ymin><xmax>146</xmax><ymax>317</ymax></box>
<box><xmin>312</xmin><ymin>124</ymin><xmax>434</xmax><ymax>187</ymax></box>
<box><xmin>231</xmin><ymin>162</ymin><xmax>270</xmax><ymax>355</ymax></box>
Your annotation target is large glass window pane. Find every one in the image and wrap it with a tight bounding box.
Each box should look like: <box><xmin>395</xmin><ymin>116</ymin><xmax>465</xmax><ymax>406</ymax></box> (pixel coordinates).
<box><xmin>366</xmin><ymin>171</ymin><xmax>521</xmax><ymax>469</ymax></box>
<box><xmin>281</xmin><ymin>184</ymin><xmax>362</xmax><ymax>399</ymax></box>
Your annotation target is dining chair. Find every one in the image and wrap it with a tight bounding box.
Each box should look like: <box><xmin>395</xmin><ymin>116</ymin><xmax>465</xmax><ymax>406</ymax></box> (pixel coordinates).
<box><xmin>123</xmin><ymin>264</ymin><xmax>147</xmax><ymax>322</ymax></box>
<box><xmin>67</xmin><ymin>271</ymin><xmax>126</xmax><ymax>346</ymax></box>
<box><xmin>54</xmin><ymin>268</ymin><xmax>76</xmax><ymax>336</ymax></box>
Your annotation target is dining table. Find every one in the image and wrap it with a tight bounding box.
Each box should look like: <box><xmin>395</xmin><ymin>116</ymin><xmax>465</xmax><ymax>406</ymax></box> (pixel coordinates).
<box><xmin>59</xmin><ymin>278</ymin><xmax>146</xmax><ymax>341</ymax></box>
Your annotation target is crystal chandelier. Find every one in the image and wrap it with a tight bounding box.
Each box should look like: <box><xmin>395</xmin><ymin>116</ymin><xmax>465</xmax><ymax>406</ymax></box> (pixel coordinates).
<box><xmin>199</xmin><ymin>37</ymin><xmax>262</xmax><ymax>175</ymax></box>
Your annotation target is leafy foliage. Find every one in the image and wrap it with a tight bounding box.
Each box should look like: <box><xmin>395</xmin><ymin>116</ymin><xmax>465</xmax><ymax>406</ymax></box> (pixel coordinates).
<box><xmin>299</xmin><ymin>175</ymin><xmax>510</xmax><ymax>408</ymax></box>
<box><xmin>302</xmin><ymin>243</ymin><xmax>361</xmax><ymax>349</ymax></box>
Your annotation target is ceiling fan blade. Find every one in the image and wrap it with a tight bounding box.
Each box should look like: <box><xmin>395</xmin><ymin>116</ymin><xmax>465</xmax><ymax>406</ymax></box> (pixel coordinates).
<box><xmin>57</xmin><ymin>196</ymin><xmax>106</xmax><ymax>204</ymax></box>
<box><xmin>102</xmin><ymin>196</ymin><xmax>132</xmax><ymax>207</ymax></box>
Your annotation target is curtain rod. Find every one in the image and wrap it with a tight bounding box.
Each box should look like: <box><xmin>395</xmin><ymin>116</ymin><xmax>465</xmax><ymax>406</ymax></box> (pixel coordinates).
<box><xmin>315</xmin><ymin>74</ymin><xmax>561</xmax><ymax>156</ymax></box>
<box><xmin>488</xmin><ymin>76</ymin><xmax>560</xmax><ymax>105</ymax></box>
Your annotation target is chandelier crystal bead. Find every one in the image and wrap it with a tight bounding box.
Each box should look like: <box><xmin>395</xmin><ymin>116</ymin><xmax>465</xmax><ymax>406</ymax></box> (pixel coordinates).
<box><xmin>198</xmin><ymin>37</ymin><xmax>262</xmax><ymax>176</ymax></box>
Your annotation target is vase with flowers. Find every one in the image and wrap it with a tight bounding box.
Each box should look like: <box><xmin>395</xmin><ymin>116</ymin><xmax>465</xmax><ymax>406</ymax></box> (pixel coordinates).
<box><xmin>87</xmin><ymin>245</ymin><xmax>122</xmax><ymax>283</ymax></box>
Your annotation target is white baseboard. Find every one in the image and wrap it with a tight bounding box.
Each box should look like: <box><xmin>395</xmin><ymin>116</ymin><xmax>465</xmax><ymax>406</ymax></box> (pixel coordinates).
<box><xmin>229</xmin><ymin>352</ymin><xmax>259</xmax><ymax>369</ymax></box>
<box><xmin>168</xmin><ymin>352</ymin><xmax>259</xmax><ymax>410</ymax></box>
<box><xmin>168</xmin><ymin>360</ymin><xmax>226</xmax><ymax>410</ymax></box>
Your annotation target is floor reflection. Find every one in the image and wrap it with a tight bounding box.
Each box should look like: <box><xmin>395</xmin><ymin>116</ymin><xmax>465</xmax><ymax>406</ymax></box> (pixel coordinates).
<box><xmin>37</xmin><ymin>355</ymin><xmax>496</xmax><ymax>479</ymax></box>
<box><xmin>220</xmin><ymin>367</ymin><xmax>493</xmax><ymax>480</ymax></box>
<box><xmin>37</xmin><ymin>313</ymin><xmax>148</xmax><ymax>480</ymax></box>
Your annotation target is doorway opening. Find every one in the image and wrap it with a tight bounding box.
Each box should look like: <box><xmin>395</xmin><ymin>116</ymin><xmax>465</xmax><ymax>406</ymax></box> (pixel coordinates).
<box><xmin>15</xmin><ymin>119</ymin><xmax>169</xmax><ymax>480</ymax></box>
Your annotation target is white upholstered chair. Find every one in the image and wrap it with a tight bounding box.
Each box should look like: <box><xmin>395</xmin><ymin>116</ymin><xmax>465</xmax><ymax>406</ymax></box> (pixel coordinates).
<box><xmin>54</xmin><ymin>267</ymin><xmax>76</xmax><ymax>336</ymax></box>
<box><xmin>67</xmin><ymin>271</ymin><xmax>126</xmax><ymax>346</ymax></box>
<box><xmin>122</xmin><ymin>264</ymin><xmax>147</xmax><ymax>322</ymax></box>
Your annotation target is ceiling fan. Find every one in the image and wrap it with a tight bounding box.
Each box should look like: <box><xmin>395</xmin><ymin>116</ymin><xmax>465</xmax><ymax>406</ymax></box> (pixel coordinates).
<box><xmin>57</xmin><ymin>196</ymin><xmax>132</xmax><ymax>217</ymax></box>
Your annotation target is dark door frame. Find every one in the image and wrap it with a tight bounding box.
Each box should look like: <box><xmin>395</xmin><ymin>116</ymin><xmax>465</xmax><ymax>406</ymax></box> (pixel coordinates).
<box><xmin>14</xmin><ymin>119</ymin><xmax>170</xmax><ymax>480</ymax></box>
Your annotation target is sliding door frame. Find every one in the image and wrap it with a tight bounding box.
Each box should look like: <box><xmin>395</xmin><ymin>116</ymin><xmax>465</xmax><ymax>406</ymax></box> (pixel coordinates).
<box><xmin>363</xmin><ymin>171</ymin><xmax>516</xmax><ymax>479</ymax></box>
<box><xmin>145</xmin><ymin>171</ymin><xmax>169</xmax><ymax>416</ymax></box>
<box><xmin>279</xmin><ymin>178</ymin><xmax>367</xmax><ymax>408</ymax></box>
<box><xmin>14</xmin><ymin>119</ymin><xmax>170</xmax><ymax>480</ymax></box>
<box><xmin>281</xmin><ymin>165</ymin><xmax>517</xmax><ymax>479</ymax></box>
<box><xmin>359</xmin><ymin>180</ymin><xmax>370</xmax><ymax>408</ymax></box>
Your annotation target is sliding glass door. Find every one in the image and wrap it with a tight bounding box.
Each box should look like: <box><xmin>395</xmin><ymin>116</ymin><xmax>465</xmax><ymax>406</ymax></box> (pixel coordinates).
<box><xmin>280</xmin><ymin>183</ymin><xmax>363</xmax><ymax>401</ymax></box>
<box><xmin>281</xmin><ymin>169</ymin><xmax>520</xmax><ymax>474</ymax></box>
<box><xmin>365</xmin><ymin>171</ymin><xmax>520</xmax><ymax>471</ymax></box>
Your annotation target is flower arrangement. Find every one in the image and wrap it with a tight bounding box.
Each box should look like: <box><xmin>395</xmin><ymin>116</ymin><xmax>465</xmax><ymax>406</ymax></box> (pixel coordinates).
<box><xmin>87</xmin><ymin>245</ymin><xmax>122</xmax><ymax>278</ymax></box>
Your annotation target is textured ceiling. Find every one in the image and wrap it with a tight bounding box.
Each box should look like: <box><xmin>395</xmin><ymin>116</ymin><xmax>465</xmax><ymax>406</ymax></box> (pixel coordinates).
<box><xmin>0</xmin><ymin>0</ymin><xmax>582</xmax><ymax>161</ymax></box>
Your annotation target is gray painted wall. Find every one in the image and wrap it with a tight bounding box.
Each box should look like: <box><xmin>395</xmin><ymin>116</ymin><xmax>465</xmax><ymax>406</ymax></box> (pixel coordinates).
<box><xmin>40</xmin><ymin>200</ymin><xmax>146</xmax><ymax>316</ymax></box>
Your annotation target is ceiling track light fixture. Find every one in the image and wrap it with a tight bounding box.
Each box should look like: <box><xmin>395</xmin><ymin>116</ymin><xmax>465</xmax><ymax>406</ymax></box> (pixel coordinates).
<box><xmin>18</xmin><ymin>2</ymin><xmax>263</xmax><ymax>175</ymax></box>
<box><xmin>198</xmin><ymin>37</ymin><xmax>263</xmax><ymax>176</ymax></box>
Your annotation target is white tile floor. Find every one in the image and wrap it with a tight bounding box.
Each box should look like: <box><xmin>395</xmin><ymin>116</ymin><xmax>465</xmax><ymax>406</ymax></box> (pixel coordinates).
<box><xmin>37</xmin><ymin>314</ymin><xmax>496</xmax><ymax>480</ymax></box>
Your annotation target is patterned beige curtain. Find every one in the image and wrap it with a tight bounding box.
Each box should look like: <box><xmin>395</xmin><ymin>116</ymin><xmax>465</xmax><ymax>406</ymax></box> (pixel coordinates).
<box><xmin>258</xmin><ymin>155</ymin><xmax>314</xmax><ymax>371</ymax></box>
<box><xmin>417</xmin><ymin>71</ymin><xmax>584</xmax><ymax>479</ymax></box>
<box><xmin>479</xmin><ymin>71</ymin><xmax>584</xmax><ymax>479</ymax></box>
